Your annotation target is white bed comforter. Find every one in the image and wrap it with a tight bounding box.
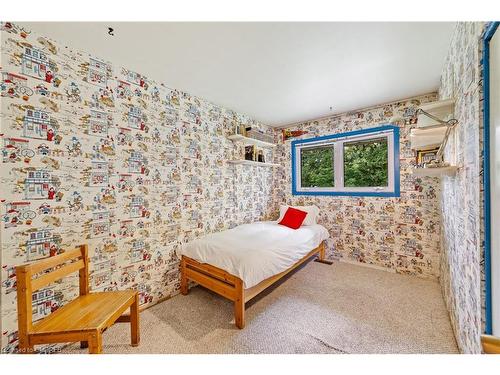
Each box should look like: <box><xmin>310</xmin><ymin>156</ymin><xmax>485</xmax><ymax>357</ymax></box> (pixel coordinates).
<box><xmin>179</xmin><ymin>221</ymin><xmax>329</xmax><ymax>288</ymax></box>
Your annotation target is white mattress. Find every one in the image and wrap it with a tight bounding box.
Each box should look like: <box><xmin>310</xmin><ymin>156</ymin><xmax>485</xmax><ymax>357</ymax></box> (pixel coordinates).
<box><xmin>179</xmin><ymin>221</ymin><xmax>329</xmax><ymax>288</ymax></box>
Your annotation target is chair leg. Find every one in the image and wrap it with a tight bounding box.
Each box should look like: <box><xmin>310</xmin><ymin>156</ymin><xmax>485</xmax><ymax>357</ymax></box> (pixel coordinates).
<box><xmin>80</xmin><ymin>341</ymin><xmax>88</xmax><ymax>349</ymax></box>
<box><xmin>130</xmin><ymin>294</ymin><xmax>140</xmax><ymax>347</ymax></box>
<box><xmin>18</xmin><ymin>337</ymin><xmax>34</xmax><ymax>354</ymax></box>
<box><xmin>180</xmin><ymin>257</ymin><xmax>189</xmax><ymax>295</ymax></box>
<box><xmin>88</xmin><ymin>331</ymin><xmax>102</xmax><ymax>354</ymax></box>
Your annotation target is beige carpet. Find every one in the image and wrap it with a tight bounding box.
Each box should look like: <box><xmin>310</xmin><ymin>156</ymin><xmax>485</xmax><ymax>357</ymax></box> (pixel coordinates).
<box><xmin>62</xmin><ymin>261</ymin><xmax>458</xmax><ymax>354</ymax></box>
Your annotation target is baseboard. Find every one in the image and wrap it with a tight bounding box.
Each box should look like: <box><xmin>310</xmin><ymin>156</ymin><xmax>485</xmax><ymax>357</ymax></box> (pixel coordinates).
<box><xmin>336</xmin><ymin>258</ymin><xmax>397</xmax><ymax>273</ymax></box>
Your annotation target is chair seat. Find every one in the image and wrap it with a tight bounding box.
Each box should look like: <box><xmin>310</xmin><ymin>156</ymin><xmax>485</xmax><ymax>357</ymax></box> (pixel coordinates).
<box><xmin>31</xmin><ymin>291</ymin><xmax>136</xmax><ymax>334</ymax></box>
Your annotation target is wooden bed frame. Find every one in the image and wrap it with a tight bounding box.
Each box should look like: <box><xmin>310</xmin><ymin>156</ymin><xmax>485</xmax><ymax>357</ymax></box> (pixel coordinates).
<box><xmin>180</xmin><ymin>241</ymin><xmax>325</xmax><ymax>329</ymax></box>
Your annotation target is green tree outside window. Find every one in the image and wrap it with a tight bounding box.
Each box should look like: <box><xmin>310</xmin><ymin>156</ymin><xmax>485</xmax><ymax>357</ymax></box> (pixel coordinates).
<box><xmin>300</xmin><ymin>147</ymin><xmax>334</xmax><ymax>187</ymax></box>
<box><xmin>344</xmin><ymin>138</ymin><xmax>388</xmax><ymax>187</ymax></box>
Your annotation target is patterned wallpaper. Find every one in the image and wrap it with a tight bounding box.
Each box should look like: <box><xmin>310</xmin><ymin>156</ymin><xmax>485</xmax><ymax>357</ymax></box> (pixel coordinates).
<box><xmin>438</xmin><ymin>21</ymin><xmax>486</xmax><ymax>354</ymax></box>
<box><xmin>0</xmin><ymin>22</ymin><xmax>275</xmax><ymax>353</ymax></box>
<box><xmin>272</xmin><ymin>93</ymin><xmax>443</xmax><ymax>279</ymax></box>
<box><xmin>1</xmin><ymin>21</ymin><xmax>487</xmax><ymax>355</ymax></box>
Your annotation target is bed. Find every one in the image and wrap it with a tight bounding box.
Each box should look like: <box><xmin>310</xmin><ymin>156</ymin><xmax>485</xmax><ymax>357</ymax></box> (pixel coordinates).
<box><xmin>179</xmin><ymin>221</ymin><xmax>329</xmax><ymax>328</ymax></box>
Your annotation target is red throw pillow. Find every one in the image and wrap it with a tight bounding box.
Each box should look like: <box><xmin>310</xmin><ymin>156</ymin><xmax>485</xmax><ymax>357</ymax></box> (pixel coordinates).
<box><xmin>278</xmin><ymin>207</ymin><xmax>308</xmax><ymax>229</ymax></box>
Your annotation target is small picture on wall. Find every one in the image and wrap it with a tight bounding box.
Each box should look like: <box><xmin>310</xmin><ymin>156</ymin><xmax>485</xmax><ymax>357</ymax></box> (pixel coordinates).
<box><xmin>282</xmin><ymin>129</ymin><xmax>309</xmax><ymax>141</ymax></box>
<box><xmin>416</xmin><ymin>147</ymin><xmax>440</xmax><ymax>167</ymax></box>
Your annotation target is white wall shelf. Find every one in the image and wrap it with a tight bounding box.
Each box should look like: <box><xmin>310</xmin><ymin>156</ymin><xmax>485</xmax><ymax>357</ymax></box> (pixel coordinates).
<box><xmin>410</xmin><ymin>126</ymin><xmax>448</xmax><ymax>150</ymax></box>
<box><xmin>417</xmin><ymin>99</ymin><xmax>455</xmax><ymax>128</ymax></box>
<box><xmin>227</xmin><ymin>160</ymin><xmax>281</xmax><ymax>167</ymax></box>
<box><xmin>411</xmin><ymin>166</ymin><xmax>458</xmax><ymax>177</ymax></box>
<box><xmin>409</xmin><ymin>99</ymin><xmax>459</xmax><ymax>171</ymax></box>
<box><xmin>227</xmin><ymin>134</ymin><xmax>276</xmax><ymax>148</ymax></box>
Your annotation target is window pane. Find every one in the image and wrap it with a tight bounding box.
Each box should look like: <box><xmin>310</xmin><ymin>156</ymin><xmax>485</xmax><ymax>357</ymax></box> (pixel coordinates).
<box><xmin>300</xmin><ymin>147</ymin><xmax>334</xmax><ymax>187</ymax></box>
<box><xmin>344</xmin><ymin>137</ymin><xmax>388</xmax><ymax>187</ymax></box>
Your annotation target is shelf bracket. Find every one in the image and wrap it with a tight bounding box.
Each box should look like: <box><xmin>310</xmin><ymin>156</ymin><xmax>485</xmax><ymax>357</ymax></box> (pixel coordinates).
<box><xmin>413</xmin><ymin>108</ymin><xmax>459</xmax><ymax>167</ymax></box>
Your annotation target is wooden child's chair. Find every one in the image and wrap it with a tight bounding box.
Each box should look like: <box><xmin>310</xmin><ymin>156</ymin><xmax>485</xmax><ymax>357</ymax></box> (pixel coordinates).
<box><xmin>16</xmin><ymin>244</ymin><xmax>140</xmax><ymax>354</ymax></box>
<box><xmin>481</xmin><ymin>334</ymin><xmax>500</xmax><ymax>354</ymax></box>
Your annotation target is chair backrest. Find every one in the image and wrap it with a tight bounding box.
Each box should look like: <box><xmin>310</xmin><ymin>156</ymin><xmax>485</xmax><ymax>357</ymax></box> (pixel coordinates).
<box><xmin>16</xmin><ymin>244</ymin><xmax>89</xmax><ymax>335</ymax></box>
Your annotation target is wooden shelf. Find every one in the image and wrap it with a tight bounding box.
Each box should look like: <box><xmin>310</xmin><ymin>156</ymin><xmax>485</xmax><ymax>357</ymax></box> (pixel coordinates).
<box><xmin>227</xmin><ymin>160</ymin><xmax>281</xmax><ymax>167</ymax></box>
<box><xmin>411</xmin><ymin>166</ymin><xmax>458</xmax><ymax>177</ymax></box>
<box><xmin>227</xmin><ymin>134</ymin><xmax>276</xmax><ymax>148</ymax></box>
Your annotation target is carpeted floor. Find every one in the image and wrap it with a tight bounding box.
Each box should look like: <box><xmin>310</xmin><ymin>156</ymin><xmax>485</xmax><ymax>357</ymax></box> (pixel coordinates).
<box><xmin>62</xmin><ymin>260</ymin><xmax>459</xmax><ymax>354</ymax></box>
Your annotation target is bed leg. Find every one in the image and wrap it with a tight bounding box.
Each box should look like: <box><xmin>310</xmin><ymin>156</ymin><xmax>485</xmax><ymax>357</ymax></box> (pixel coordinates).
<box><xmin>318</xmin><ymin>241</ymin><xmax>325</xmax><ymax>261</ymax></box>
<box><xmin>180</xmin><ymin>256</ymin><xmax>189</xmax><ymax>295</ymax></box>
<box><xmin>234</xmin><ymin>279</ymin><xmax>245</xmax><ymax>329</ymax></box>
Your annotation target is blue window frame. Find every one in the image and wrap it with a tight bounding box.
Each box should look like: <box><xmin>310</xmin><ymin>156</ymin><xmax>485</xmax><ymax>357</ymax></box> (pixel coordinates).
<box><xmin>291</xmin><ymin>125</ymin><xmax>400</xmax><ymax>197</ymax></box>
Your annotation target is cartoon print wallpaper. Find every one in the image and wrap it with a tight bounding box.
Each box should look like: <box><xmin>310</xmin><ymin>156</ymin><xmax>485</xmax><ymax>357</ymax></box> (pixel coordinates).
<box><xmin>0</xmin><ymin>22</ymin><xmax>275</xmax><ymax>353</ymax></box>
<box><xmin>438</xmin><ymin>21</ymin><xmax>485</xmax><ymax>354</ymax></box>
<box><xmin>273</xmin><ymin>93</ymin><xmax>443</xmax><ymax>279</ymax></box>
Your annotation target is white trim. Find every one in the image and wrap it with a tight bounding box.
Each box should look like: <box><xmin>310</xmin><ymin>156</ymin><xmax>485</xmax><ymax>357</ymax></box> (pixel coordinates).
<box><xmin>334</xmin><ymin>142</ymin><xmax>343</xmax><ymax>188</ymax></box>
<box><xmin>490</xmin><ymin>28</ymin><xmax>500</xmax><ymax>336</ymax></box>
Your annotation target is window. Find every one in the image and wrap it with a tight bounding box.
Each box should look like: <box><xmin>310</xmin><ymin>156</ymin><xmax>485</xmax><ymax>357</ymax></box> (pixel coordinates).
<box><xmin>300</xmin><ymin>147</ymin><xmax>334</xmax><ymax>188</ymax></box>
<box><xmin>292</xmin><ymin>125</ymin><xmax>400</xmax><ymax>197</ymax></box>
<box><xmin>343</xmin><ymin>137</ymin><xmax>388</xmax><ymax>187</ymax></box>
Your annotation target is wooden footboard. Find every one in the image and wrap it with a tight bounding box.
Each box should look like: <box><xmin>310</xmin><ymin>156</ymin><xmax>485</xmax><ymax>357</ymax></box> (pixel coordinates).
<box><xmin>180</xmin><ymin>241</ymin><xmax>325</xmax><ymax>329</ymax></box>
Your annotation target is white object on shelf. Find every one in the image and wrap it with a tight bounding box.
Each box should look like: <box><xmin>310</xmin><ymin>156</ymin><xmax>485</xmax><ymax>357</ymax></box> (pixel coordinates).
<box><xmin>227</xmin><ymin>134</ymin><xmax>276</xmax><ymax>148</ymax></box>
<box><xmin>227</xmin><ymin>160</ymin><xmax>281</xmax><ymax>167</ymax></box>
<box><xmin>410</xmin><ymin>126</ymin><xmax>448</xmax><ymax>150</ymax></box>
<box><xmin>411</xmin><ymin>166</ymin><xmax>458</xmax><ymax>177</ymax></box>
<box><xmin>416</xmin><ymin>99</ymin><xmax>455</xmax><ymax>128</ymax></box>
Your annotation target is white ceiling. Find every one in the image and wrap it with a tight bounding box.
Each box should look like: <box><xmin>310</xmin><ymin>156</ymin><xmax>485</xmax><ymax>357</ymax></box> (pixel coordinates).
<box><xmin>19</xmin><ymin>22</ymin><xmax>455</xmax><ymax>126</ymax></box>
